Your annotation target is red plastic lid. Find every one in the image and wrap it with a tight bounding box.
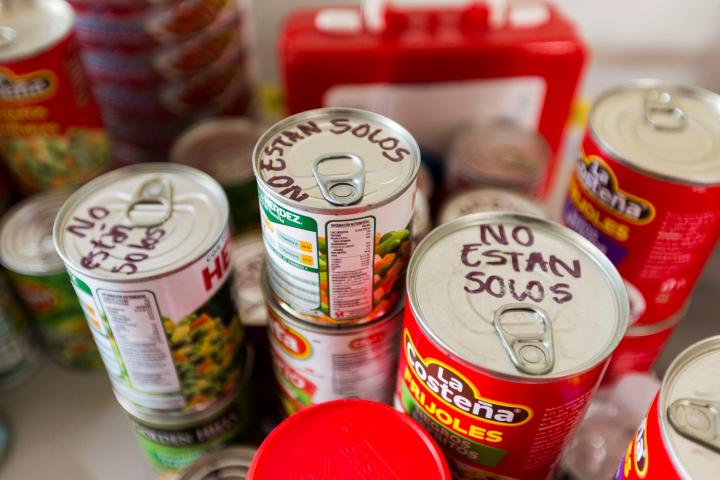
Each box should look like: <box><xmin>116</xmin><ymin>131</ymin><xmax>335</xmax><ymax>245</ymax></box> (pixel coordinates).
<box><xmin>249</xmin><ymin>399</ymin><xmax>451</xmax><ymax>479</ymax></box>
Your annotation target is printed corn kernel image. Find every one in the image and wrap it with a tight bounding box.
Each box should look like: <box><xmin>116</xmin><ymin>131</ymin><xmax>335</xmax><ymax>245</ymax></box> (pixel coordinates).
<box><xmin>164</xmin><ymin>309</ymin><xmax>243</xmax><ymax>409</ymax></box>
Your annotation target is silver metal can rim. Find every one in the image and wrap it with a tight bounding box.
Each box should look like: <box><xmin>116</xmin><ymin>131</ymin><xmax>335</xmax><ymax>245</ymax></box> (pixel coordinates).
<box><xmin>252</xmin><ymin>107</ymin><xmax>421</xmax><ymax>215</ymax></box>
<box><xmin>0</xmin><ymin>0</ymin><xmax>75</xmax><ymax>63</ymax></box>
<box><xmin>176</xmin><ymin>446</ymin><xmax>255</xmax><ymax>480</ymax></box>
<box><xmin>261</xmin><ymin>261</ymin><xmax>404</xmax><ymax>333</ymax></box>
<box><xmin>170</xmin><ymin>117</ymin><xmax>258</xmax><ymax>183</ymax></box>
<box><xmin>0</xmin><ymin>190</ymin><xmax>69</xmax><ymax>275</ymax></box>
<box><xmin>118</xmin><ymin>344</ymin><xmax>254</xmax><ymax>429</ymax></box>
<box><xmin>589</xmin><ymin>78</ymin><xmax>720</xmax><ymax>186</ymax></box>
<box><xmin>53</xmin><ymin>163</ymin><xmax>229</xmax><ymax>283</ymax></box>
<box><xmin>406</xmin><ymin>212</ymin><xmax>629</xmax><ymax>382</ymax></box>
<box><xmin>658</xmin><ymin>334</ymin><xmax>720</xmax><ymax>479</ymax></box>
<box><xmin>625</xmin><ymin>303</ymin><xmax>688</xmax><ymax>337</ymax></box>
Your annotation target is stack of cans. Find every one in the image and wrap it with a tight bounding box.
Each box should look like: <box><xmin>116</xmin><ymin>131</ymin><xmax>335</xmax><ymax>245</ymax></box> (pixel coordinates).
<box><xmin>561</xmin><ymin>80</ymin><xmax>720</xmax><ymax>384</ymax></box>
<box><xmin>51</xmin><ymin>164</ymin><xmax>253</xmax><ymax>478</ymax></box>
<box><xmin>66</xmin><ymin>0</ymin><xmax>252</xmax><ymax>164</ymax></box>
<box><xmin>252</xmin><ymin>108</ymin><xmax>421</xmax><ymax>416</ymax></box>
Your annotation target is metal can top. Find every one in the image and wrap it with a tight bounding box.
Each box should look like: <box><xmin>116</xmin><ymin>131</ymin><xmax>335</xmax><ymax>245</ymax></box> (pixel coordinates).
<box><xmin>660</xmin><ymin>336</ymin><xmax>720</xmax><ymax>478</ymax></box>
<box><xmin>119</xmin><ymin>345</ymin><xmax>252</xmax><ymax>428</ymax></box>
<box><xmin>232</xmin><ymin>232</ymin><xmax>266</xmax><ymax>327</ymax></box>
<box><xmin>438</xmin><ymin>188</ymin><xmax>547</xmax><ymax>225</ymax></box>
<box><xmin>408</xmin><ymin>213</ymin><xmax>628</xmax><ymax>379</ymax></box>
<box><xmin>171</xmin><ymin>118</ymin><xmax>259</xmax><ymax>188</ymax></box>
<box><xmin>590</xmin><ymin>80</ymin><xmax>720</xmax><ymax>184</ymax></box>
<box><xmin>248</xmin><ymin>399</ymin><xmax>451</xmax><ymax>479</ymax></box>
<box><xmin>450</xmin><ymin>120</ymin><xmax>549</xmax><ymax>188</ymax></box>
<box><xmin>0</xmin><ymin>0</ymin><xmax>74</xmax><ymax>63</ymax></box>
<box><xmin>177</xmin><ymin>446</ymin><xmax>255</xmax><ymax>480</ymax></box>
<box><xmin>253</xmin><ymin>108</ymin><xmax>420</xmax><ymax>211</ymax></box>
<box><xmin>53</xmin><ymin>163</ymin><xmax>229</xmax><ymax>281</ymax></box>
<box><xmin>0</xmin><ymin>190</ymin><xmax>68</xmax><ymax>275</ymax></box>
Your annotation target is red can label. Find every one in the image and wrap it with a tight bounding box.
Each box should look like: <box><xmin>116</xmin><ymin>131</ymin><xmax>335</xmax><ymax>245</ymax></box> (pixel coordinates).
<box><xmin>616</xmin><ymin>395</ymin><xmax>679</xmax><ymax>480</ymax></box>
<box><xmin>563</xmin><ymin>132</ymin><xmax>720</xmax><ymax>325</ymax></box>
<box><xmin>397</xmin><ymin>309</ymin><xmax>607</xmax><ymax>479</ymax></box>
<box><xmin>0</xmin><ymin>33</ymin><xmax>110</xmax><ymax>193</ymax></box>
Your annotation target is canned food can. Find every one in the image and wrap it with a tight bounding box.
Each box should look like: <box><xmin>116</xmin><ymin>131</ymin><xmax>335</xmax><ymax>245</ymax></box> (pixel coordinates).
<box><xmin>124</xmin><ymin>347</ymin><xmax>254</xmax><ymax>480</ymax></box>
<box><xmin>0</xmin><ymin>272</ymin><xmax>40</xmax><ymax>390</ymax></box>
<box><xmin>563</xmin><ymin>80</ymin><xmax>720</xmax><ymax>326</ymax></box>
<box><xmin>248</xmin><ymin>399</ymin><xmax>452</xmax><ymax>479</ymax></box>
<box><xmin>396</xmin><ymin>213</ymin><xmax>628</xmax><ymax>479</ymax></box>
<box><xmin>0</xmin><ymin>0</ymin><xmax>110</xmax><ymax>194</ymax></box>
<box><xmin>176</xmin><ymin>446</ymin><xmax>255</xmax><ymax>480</ymax></box>
<box><xmin>438</xmin><ymin>188</ymin><xmax>548</xmax><ymax>225</ymax></box>
<box><xmin>263</xmin><ymin>266</ymin><xmax>402</xmax><ymax>416</ymax></box>
<box><xmin>446</xmin><ymin>120</ymin><xmax>550</xmax><ymax>196</ymax></box>
<box><xmin>602</xmin><ymin>307</ymin><xmax>684</xmax><ymax>386</ymax></box>
<box><xmin>171</xmin><ymin>118</ymin><xmax>260</xmax><ymax>234</ymax></box>
<box><xmin>412</xmin><ymin>191</ymin><xmax>432</xmax><ymax>247</ymax></box>
<box><xmin>53</xmin><ymin>163</ymin><xmax>245</xmax><ymax>412</ymax></box>
<box><xmin>254</xmin><ymin>108</ymin><xmax>420</xmax><ymax>324</ymax></box>
<box><xmin>616</xmin><ymin>336</ymin><xmax>720</xmax><ymax>479</ymax></box>
<box><xmin>0</xmin><ymin>191</ymin><xmax>100</xmax><ymax>369</ymax></box>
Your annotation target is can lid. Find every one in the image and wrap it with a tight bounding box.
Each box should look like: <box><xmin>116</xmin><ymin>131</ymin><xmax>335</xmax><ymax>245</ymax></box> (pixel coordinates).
<box><xmin>450</xmin><ymin>120</ymin><xmax>549</xmax><ymax>187</ymax></box>
<box><xmin>119</xmin><ymin>345</ymin><xmax>253</xmax><ymax>428</ymax></box>
<box><xmin>253</xmin><ymin>108</ymin><xmax>420</xmax><ymax>211</ymax></box>
<box><xmin>0</xmin><ymin>190</ymin><xmax>68</xmax><ymax>275</ymax></box>
<box><xmin>231</xmin><ymin>232</ymin><xmax>266</xmax><ymax>327</ymax></box>
<box><xmin>0</xmin><ymin>0</ymin><xmax>74</xmax><ymax>63</ymax></box>
<box><xmin>53</xmin><ymin>163</ymin><xmax>228</xmax><ymax>281</ymax></box>
<box><xmin>248</xmin><ymin>399</ymin><xmax>451</xmax><ymax>479</ymax></box>
<box><xmin>171</xmin><ymin>118</ymin><xmax>259</xmax><ymax>187</ymax></box>
<box><xmin>661</xmin><ymin>336</ymin><xmax>720</xmax><ymax>477</ymax></box>
<box><xmin>438</xmin><ymin>188</ymin><xmax>547</xmax><ymax>225</ymax></box>
<box><xmin>590</xmin><ymin>80</ymin><xmax>720</xmax><ymax>184</ymax></box>
<box><xmin>177</xmin><ymin>446</ymin><xmax>255</xmax><ymax>480</ymax></box>
<box><xmin>408</xmin><ymin>213</ymin><xmax>628</xmax><ymax>379</ymax></box>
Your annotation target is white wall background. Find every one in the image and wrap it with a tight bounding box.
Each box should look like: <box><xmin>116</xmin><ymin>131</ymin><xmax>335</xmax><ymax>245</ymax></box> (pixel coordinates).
<box><xmin>250</xmin><ymin>0</ymin><xmax>720</xmax><ymax>95</ymax></box>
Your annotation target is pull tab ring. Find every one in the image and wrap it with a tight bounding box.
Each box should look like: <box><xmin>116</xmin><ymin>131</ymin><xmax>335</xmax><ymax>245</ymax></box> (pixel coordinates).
<box><xmin>125</xmin><ymin>178</ymin><xmax>173</xmax><ymax>228</ymax></box>
<box><xmin>668</xmin><ymin>398</ymin><xmax>720</xmax><ymax>453</ymax></box>
<box><xmin>644</xmin><ymin>90</ymin><xmax>686</xmax><ymax>132</ymax></box>
<box><xmin>312</xmin><ymin>153</ymin><xmax>365</xmax><ymax>206</ymax></box>
<box><xmin>493</xmin><ymin>304</ymin><xmax>555</xmax><ymax>375</ymax></box>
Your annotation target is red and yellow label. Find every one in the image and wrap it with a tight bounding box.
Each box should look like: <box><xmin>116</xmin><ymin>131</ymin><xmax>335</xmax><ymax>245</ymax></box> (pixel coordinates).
<box><xmin>268</xmin><ymin>312</ymin><xmax>312</xmax><ymax>359</ymax></box>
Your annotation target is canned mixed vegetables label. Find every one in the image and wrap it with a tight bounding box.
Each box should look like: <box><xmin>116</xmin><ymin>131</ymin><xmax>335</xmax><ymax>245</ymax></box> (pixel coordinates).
<box><xmin>254</xmin><ymin>108</ymin><xmax>419</xmax><ymax>324</ymax></box>
<box><xmin>438</xmin><ymin>188</ymin><xmax>547</xmax><ymax>225</ymax></box>
<box><xmin>171</xmin><ymin>118</ymin><xmax>260</xmax><ymax>234</ymax></box>
<box><xmin>563</xmin><ymin>80</ymin><xmax>720</xmax><ymax>325</ymax></box>
<box><xmin>126</xmin><ymin>350</ymin><xmax>254</xmax><ymax>480</ymax></box>
<box><xmin>53</xmin><ymin>164</ymin><xmax>244</xmax><ymax>412</ymax></box>
<box><xmin>264</xmin><ymin>268</ymin><xmax>402</xmax><ymax>416</ymax></box>
<box><xmin>0</xmin><ymin>272</ymin><xmax>39</xmax><ymax>389</ymax></box>
<box><xmin>397</xmin><ymin>213</ymin><xmax>628</xmax><ymax>479</ymax></box>
<box><xmin>0</xmin><ymin>0</ymin><xmax>110</xmax><ymax>193</ymax></box>
<box><xmin>0</xmin><ymin>191</ymin><xmax>100</xmax><ymax>369</ymax></box>
<box><xmin>617</xmin><ymin>336</ymin><xmax>720</xmax><ymax>479</ymax></box>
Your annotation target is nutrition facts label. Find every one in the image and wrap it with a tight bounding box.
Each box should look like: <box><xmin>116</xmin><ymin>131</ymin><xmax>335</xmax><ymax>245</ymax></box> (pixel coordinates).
<box><xmin>327</xmin><ymin>218</ymin><xmax>374</xmax><ymax>319</ymax></box>
<box><xmin>98</xmin><ymin>290</ymin><xmax>180</xmax><ymax>394</ymax></box>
